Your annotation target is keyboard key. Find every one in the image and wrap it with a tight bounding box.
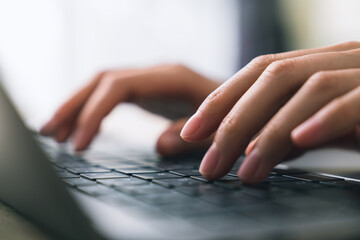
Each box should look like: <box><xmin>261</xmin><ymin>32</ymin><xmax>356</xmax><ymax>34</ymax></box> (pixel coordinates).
<box><xmin>155</xmin><ymin>162</ymin><xmax>197</xmax><ymax>170</ymax></box>
<box><xmin>189</xmin><ymin>176</ymin><xmax>211</xmax><ymax>182</ymax></box>
<box><xmin>98</xmin><ymin>177</ymin><xmax>147</xmax><ymax>186</ymax></box>
<box><xmin>241</xmin><ymin>184</ymin><xmax>273</xmax><ymax>199</ymax></box>
<box><xmin>116</xmin><ymin>184</ymin><xmax>169</xmax><ymax>195</ymax></box>
<box><xmin>162</xmin><ymin>201</ymin><xmax>225</xmax><ymax>217</ymax></box>
<box><xmin>133</xmin><ymin>172</ymin><xmax>182</xmax><ymax>180</ymax></box>
<box><xmin>77</xmin><ymin>184</ymin><xmax>118</xmax><ymax>196</ymax></box>
<box><xmin>214</xmin><ymin>179</ymin><xmax>243</xmax><ymax>189</ymax></box>
<box><xmin>81</xmin><ymin>171</ymin><xmax>129</xmax><ymax>180</ymax></box>
<box><xmin>137</xmin><ymin>191</ymin><xmax>193</xmax><ymax>206</ymax></box>
<box><xmin>63</xmin><ymin>177</ymin><xmax>97</xmax><ymax>187</ymax></box>
<box><xmin>56</xmin><ymin>161</ymin><xmax>93</xmax><ymax>168</ymax></box>
<box><xmin>175</xmin><ymin>183</ymin><xmax>227</xmax><ymax>197</ymax></box>
<box><xmin>97</xmin><ymin>162</ymin><xmax>142</xmax><ymax>169</ymax></box>
<box><xmin>52</xmin><ymin>165</ymin><xmax>64</xmax><ymax>172</ymax></box>
<box><xmin>152</xmin><ymin>178</ymin><xmax>201</xmax><ymax>188</ymax></box>
<box><xmin>201</xmin><ymin>192</ymin><xmax>259</xmax><ymax>207</ymax></box>
<box><xmin>115</xmin><ymin>167</ymin><xmax>163</xmax><ymax>174</ymax></box>
<box><xmin>67</xmin><ymin>167</ymin><xmax>111</xmax><ymax>174</ymax></box>
<box><xmin>262</xmin><ymin>175</ymin><xmax>298</xmax><ymax>184</ymax></box>
<box><xmin>170</xmin><ymin>169</ymin><xmax>202</xmax><ymax>176</ymax></box>
<box><xmin>57</xmin><ymin>171</ymin><xmax>78</xmax><ymax>178</ymax></box>
<box><xmin>270</xmin><ymin>181</ymin><xmax>327</xmax><ymax>191</ymax></box>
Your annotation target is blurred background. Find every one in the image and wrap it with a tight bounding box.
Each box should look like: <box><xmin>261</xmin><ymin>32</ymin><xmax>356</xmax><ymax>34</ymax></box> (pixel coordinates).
<box><xmin>0</xmin><ymin>0</ymin><xmax>360</xmax><ymax>150</ymax></box>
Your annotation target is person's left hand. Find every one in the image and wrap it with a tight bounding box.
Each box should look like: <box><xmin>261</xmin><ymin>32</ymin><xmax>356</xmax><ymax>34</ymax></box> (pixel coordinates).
<box><xmin>180</xmin><ymin>41</ymin><xmax>360</xmax><ymax>183</ymax></box>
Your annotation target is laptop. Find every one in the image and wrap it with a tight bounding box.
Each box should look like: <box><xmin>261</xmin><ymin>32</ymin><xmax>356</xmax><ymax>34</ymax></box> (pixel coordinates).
<box><xmin>1</xmin><ymin>81</ymin><xmax>360</xmax><ymax>240</ymax></box>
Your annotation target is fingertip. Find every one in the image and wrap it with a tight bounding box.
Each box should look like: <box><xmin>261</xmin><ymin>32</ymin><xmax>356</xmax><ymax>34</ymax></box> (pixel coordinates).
<box><xmin>237</xmin><ymin>148</ymin><xmax>261</xmax><ymax>182</ymax></box>
<box><xmin>54</xmin><ymin>132</ymin><xmax>69</xmax><ymax>143</ymax></box>
<box><xmin>199</xmin><ymin>143</ymin><xmax>220</xmax><ymax>179</ymax></box>
<box><xmin>290</xmin><ymin>129</ymin><xmax>304</xmax><ymax>147</ymax></box>
<box><xmin>73</xmin><ymin>141</ymin><xmax>88</xmax><ymax>152</ymax></box>
<box><xmin>156</xmin><ymin>132</ymin><xmax>184</xmax><ymax>156</ymax></box>
<box><xmin>291</xmin><ymin>118</ymin><xmax>322</xmax><ymax>148</ymax></box>
<box><xmin>39</xmin><ymin>121</ymin><xmax>55</xmax><ymax>136</ymax></box>
<box><xmin>72</xmin><ymin>129</ymin><xmax>91</xmax><ymax>151</ymax></box>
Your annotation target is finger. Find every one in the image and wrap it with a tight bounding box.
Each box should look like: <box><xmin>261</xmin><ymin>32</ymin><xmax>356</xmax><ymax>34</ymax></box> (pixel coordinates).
<box><xmin>157</xmin><ymin>118</ymin><xmax>213</xmax><ymax>156</ymax></box>
<box><xmin>292</xmin><ymin>82</ymin><xmax>360</xmax><ymax>148</ymax></box>
<box><xmin>40</xmin><ymin>71</ymin><xmax>106</xmax><ymax>135</ymax></box>
<box><xmin>200</xmin><ymin>51</ymin><xmax>360</xmax><ymax>180</ymax></box>
<box><xmin>181</xmin><ymin>41</ymin><xmax>360</xmax><ymax>142</ymax></box>
<box><xmin>72</xmin><ymin>76</ymin><xmax>129</xmax><ymax>151</ymax></box>
<box><xmin>71</xmin><ymin>64</ymin><xmax>218</xmax><ymax>151</ymax></box>
<box><xmin>238</xmin><ymin>69</ymin><xmax>360</xmax><ymax>183</ymax></box>
<box><xmin>54</xmin><ymin>120</ymin><xmax>76</xmax><ymax>143</ymax></box>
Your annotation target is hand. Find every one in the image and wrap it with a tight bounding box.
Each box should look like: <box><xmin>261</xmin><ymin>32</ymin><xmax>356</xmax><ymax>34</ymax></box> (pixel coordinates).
<box><xmin>40</xmin><ymin>64</ymin><xmax>219</xmax><ymax>155</ymax></box>
<box><xmin>180</xmin><ymin>41</ymin><xmax>360</xmax><ymax>183</ymax></box>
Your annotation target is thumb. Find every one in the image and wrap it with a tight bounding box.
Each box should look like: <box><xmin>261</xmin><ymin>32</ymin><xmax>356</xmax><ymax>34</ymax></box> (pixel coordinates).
<box><xmin>156</xmin><ymin>118</ymin><xmax>213</xmax><ymax>156</ymax></box>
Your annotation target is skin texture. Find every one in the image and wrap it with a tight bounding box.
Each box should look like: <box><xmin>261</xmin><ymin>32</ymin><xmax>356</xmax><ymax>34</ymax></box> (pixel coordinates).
<box><xmin>180</xmin><ymin>41</ymin><xmax>360</xmax><ymax>183</ymax></box>
<box><xmin>40</xmin><ymin>64</ymin><xmax>219</xmax><ymax>156</ymax></box>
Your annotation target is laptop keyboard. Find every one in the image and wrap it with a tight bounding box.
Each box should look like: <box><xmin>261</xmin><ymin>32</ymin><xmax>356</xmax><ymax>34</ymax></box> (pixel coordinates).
<box><xmin>38</xmin><ymin>138</ymin><xmax>360</xmax><ymax>232</ymax></box>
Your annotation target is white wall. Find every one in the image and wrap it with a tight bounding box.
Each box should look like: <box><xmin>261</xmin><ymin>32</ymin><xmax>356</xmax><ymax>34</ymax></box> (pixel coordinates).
<box><xmin>0</xmin><ymin>0</ymin><xmax>241</xmax><ymax>128</ymax></box>
<box><xmin>281</xmin><ymin>0</ymin><xmax>360</xmax><ymax>49</ymax></box>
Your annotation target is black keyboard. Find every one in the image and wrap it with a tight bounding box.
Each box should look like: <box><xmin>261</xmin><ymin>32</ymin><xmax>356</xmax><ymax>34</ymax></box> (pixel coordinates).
<box><xmin>38</xmin><ymin>138</ymin><xmax>360</xmax><ymax>233</ymax></box>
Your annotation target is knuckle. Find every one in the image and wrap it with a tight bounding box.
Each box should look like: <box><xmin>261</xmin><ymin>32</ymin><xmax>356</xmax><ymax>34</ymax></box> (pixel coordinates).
<box><xmin>257</xmin><ymin>59</ymin><xmax>296</xmax><ymax>87</ymax></box>
<box><xmin>221</xmin><ymin>115</ymin><xmax>236</xmax><ymax>130</ymax></box>
<box><xmin>219</xmin><ymin>115</ymin><xmax>251</xmax><ymax>142</ymax></box>
<box><xmin>159</xmin><ymin>63</ymin><xmax>189</xmax><ymax>72</ymax></box>
<box><xmin>342</xmin><ymin>41</ymin><xmax>360</xmax><ymax>49</ymax></box>
<box><xmin>91</xmin><ymin>70</ymin><xmax>108</xmax><ymax>84</ymax></box>
<box><xmin>202</xmin><ymin>88</ymin><xmax>223</xmax><ymax>106</ymax></box>
<box><xmin>219</xmin><ymin>115</ymin><xmax>238</xmax><ymax>137</ymax></box>
<box><xmin>171</xmin><ymin>63</ymin><xmax>188</xmax><ymax>71</ymax></box>
<box><xmin>306</xmin><ymin>71</ymin><xmax>339</xmax><ymax>94</ymax></box>
<box><xmin>265</xmin><ymin>59</ymin><xmax>295</xmax><ymax>76</ymax></box>
<box><xmin>101</xmin><ymin>72</ymin><xmax>119</xmax><ymax>87</ymax></box>
<box><xmin>248</xmin><ymin>54</ymin><xmax>276</xmax><ymax>70</ymax></box>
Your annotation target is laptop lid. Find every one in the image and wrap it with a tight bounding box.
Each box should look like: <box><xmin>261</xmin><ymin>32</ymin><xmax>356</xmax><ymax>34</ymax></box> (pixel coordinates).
<box><xmin>0</xmin><ymin>82</ymin><xmax>101</xmax><ymax>240</ymax></box>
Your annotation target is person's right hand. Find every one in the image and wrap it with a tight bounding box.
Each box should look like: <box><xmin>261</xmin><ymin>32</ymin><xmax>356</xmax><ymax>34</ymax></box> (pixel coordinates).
<box><xmin>40</xmin><ymin>64</ymin><xmax>220</xmax><ymax>155</ymax></box>
<box><xmin>180</xmin><ymin>41</ymin><xmax>360</xmax><ymax>183</ymax></box>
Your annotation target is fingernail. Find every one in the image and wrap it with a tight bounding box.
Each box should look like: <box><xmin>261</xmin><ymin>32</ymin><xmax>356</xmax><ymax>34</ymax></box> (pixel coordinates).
<box><xmin>199</xmin><ymin>143</ymin><xmax>220</xmax><ymax>178</ymax></box>
<box><xmin>238</xmin><ymin>148</ymin><xmax>261</xmax><ymax>182</ymax></box>
<box><xmin>73</xmin><ymin>129</ymin><xmax>88</xmax><ymax>151</ymax></box>
<box><xmin>180</xmin><ymin>114</ymin><xmax>202</xmax><ymax>139</ymax></box>
<box><xmin>245</xmin><ymin>140</ymin><xmax>256</xmax><ymax>156</ymax></box>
